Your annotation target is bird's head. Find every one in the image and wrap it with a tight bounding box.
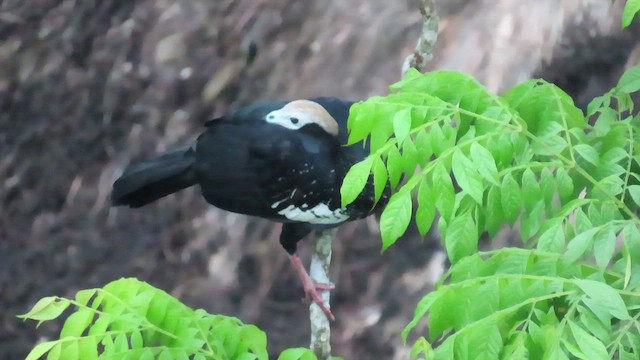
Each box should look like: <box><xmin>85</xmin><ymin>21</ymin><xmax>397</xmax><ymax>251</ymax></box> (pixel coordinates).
<box><xmin>265</xmin><ymin>100</ymin><xmax>339</xmax><ymax>136</ymax></box>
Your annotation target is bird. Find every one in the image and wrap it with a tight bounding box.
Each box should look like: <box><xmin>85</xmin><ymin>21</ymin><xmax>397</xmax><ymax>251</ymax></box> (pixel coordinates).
<box><xmin>111</xmin><ymin>97</ymin><xmax>386</xmax><ymax>320</ymax></box>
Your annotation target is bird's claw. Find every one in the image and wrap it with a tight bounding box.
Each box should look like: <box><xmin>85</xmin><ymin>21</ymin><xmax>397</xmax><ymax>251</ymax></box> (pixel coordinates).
<box><xmin>312</xmin><ymin>282</ymin><xmax>335</xmax><ymax>291</ymax></box>
<box><xmin>289</xmin><ymin>254</ymin><xmax>335</xmax><ymax>321</ymax></box>
<box><xmin>301</xmin><ymin>281</ymin><xmax>335</xmax><ymax>321</ymax></box>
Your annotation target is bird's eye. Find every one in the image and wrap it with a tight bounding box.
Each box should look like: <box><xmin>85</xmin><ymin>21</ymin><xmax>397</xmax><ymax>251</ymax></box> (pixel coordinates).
<box><xmin>268</xmin><ymin>115</ymin><xmax>275</xmax><ymax>119</ymax></box>
<box><xmin>289</xmin><ymin>117</ymin><xmax>299</xmax><ymax>124</ymax></box>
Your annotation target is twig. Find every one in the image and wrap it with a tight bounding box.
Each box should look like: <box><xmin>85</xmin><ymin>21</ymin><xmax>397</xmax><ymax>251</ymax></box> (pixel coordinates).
<box><xmin>309</xmin><ymin>229</ymin><xmax>335</xmax><ymax>360</ymax></box>
<box><xmin>307</xmin><ymin>3</ymin><xmax>440</xmax><ymax>358</ymax></box>
<box><xmin>402</xmin><ymin>0</ymin><xmax>439</xmax><ymax>76</ymax></box>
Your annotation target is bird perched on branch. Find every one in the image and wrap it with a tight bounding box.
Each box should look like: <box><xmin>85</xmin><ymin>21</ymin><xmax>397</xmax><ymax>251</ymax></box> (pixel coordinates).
<box><xmin>112</xmin><ymin>97</ymin><xmax>385</xmax><ymax>320</ymax></box>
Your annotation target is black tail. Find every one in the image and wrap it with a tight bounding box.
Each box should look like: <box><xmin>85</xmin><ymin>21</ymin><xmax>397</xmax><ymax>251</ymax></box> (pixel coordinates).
<box><xmin>112</xmin><ymin>145</ymin><xmax>197</xmax><ymax>208</ymax></box>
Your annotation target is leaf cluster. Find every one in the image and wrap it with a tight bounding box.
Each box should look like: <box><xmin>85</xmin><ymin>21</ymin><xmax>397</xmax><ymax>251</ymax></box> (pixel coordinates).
<box><xmin>19</xmin><ymin>278</ymin><xmax>323</xmax><ymax>360</ymax></box>
<box><xmin>339</xmin><ymin>9</ymin><xmax>640</xmax><ymax>355</ymax></box>
<box><xmin>341</xmin><ymin>64</ymin><xmax>640</xmax><ymax>359</ymax></box>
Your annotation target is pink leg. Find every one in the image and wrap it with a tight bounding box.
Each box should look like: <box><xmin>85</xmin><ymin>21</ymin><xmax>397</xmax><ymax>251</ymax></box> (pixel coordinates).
<box><xmin>289</xmin><ymin>254</ymin><xmax>335</xmax><ymax>321</ymax></box>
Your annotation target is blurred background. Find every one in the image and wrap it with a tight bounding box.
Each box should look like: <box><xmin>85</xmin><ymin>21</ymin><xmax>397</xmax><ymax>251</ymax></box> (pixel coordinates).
<box><xmin>1</xmin><ymin>0</ymin><xmax>638</xmax><ymax>358</ymax></box>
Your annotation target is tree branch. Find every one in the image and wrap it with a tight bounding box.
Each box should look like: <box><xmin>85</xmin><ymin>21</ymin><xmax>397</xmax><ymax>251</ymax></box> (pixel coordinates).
<box><xmin>309</xmin><ymin>229</ymin><xmax>335</xmax><ymax>360</ymax></box>
<box><xmin>307</xmin><ymin>3</ymin><xmax>439</xmax><ymax>358</ymax></box>
<box><xmin>402</xmin><ymin>0</ymin><xmax>439</xmax><ymax>75</ymax></box>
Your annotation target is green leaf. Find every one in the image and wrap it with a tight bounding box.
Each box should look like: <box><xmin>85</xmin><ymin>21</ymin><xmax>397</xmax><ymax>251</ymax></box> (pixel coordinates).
<box><xmin>369</xmin><ymin>106</ymin><xmax>395</xmax><ymax>152</ymax></box>
<box><xmin>574</xmin><ymin>208</ymin><xmax>593</xmax><ymax>234</ymax></box>
<box><xmin>573</xmin><ymin>144</ymin><xmax>599</xmax><ymax>166</ymax></box>
<box><xmin>491</xmin><ymin>134</ymin><xmax>515</xmax><ymax>167</ymax></box>
<box><xmin>500</xmin><ymin>173</ymin><xmax>522</xmax><ymax>223</ymax></box>
<box><xmin>628</xmin><ymin>332</ymin><xmax>640</xmax><ymax>357</ymax></box>
<box><xmin>484</xmin><ymin>185</ymin><xmax>504</xmax><ymax>237</ymax></box>
<box><xmin>434</xmin><ymin>338</ymin><xmax>454</xmax><ymax>360</ymax></box>
<box><xmin>539</xmin><ymin>167</ymin><xmax>556</xmax><ymax>207</ymax></box>
<box><xmin>25</xmin><ymin>341</ymin><xmax>58</xmax><ymax>360</ymax></box>
<box><xmin>380</xmin><ymin>190</ymin><xmax>413</xmax><ymax>250</ymax></box>
<box><xmin>618</xmin><ymin>64</ymin><xmax>640</xmax><ymax>95</ymax></box>
<box><xmin>416</xmin><ymin>177</ymin><xmax>436</xmax><ymax>236</ymax></box>
<box><xmin>392</xmin><ymin>108</ymin><xmax>412</xmax><ymax>145</ymax></box>
<box><xmin>114</xmin><ymin>332</ymin><xmax>130</xmax><ymax>352</ymax></box>
<box><xmin>410</xmin><ymin>337</ymin><xmax>434</xmax><ymax>360</ymax></box>
<box><xmin>441</xmin><ymin>119</ymin><xmax>458</xmax><ymax>148</ymax></box>
<box><xmin>240</xmin><ymin>325</ymin><xmax>268</xmax><ymax>359</ymax></box>
<box><xmin>77</xmin><ymin>338</ymin><xmax>98</xmax><ymax>359</ymax></box>
<box><xmin>587</xmin><ymin>94</ymin><xmax>607</xmax><ymax>116</ymax></box>
<box><xmin>596</xmin><ymin>175</ymin><xmax>625</xmax><ymax>197</ymax></box>
<box><xmin>627</xmin><ymin>185</ymin><xmax>640</xmax><ymax>207</ymax></box>
<box><xmin>521</xmin><ymin>168</ymin><xmax>541</xmax><ymax>210</ymax></box>
<box><xmin>555</xmin><ymin>199</ymin><xmax>590</xmax><ymax>220</ymax></box>
<box><xmin>444</xmin><ymin>211</ymin><xmax>477</xmax><ymax>263</ymax></box>
<box><xmin>87</xmin><ymin>317</ymin><xmax>108</xmax><ymax>338</ymax></box>
<box><xmin>131</xmin><ymin>329</ymin><xmax>144</xmax><ymax>349</ymax></box>
<box><xmin>75</xmin><ymin>289</ymin><xmax>97</xmax><ymax>306</ymax></box>
<box><xmin>429</xmin><ymin>124</ymin><xmax>447</xmax><ymax>157</ymax></box>
<box><xmin>622</xmin><ymin>0</ymin><xmax>640</xmax><ymax>28</ymax></box>
<box><xmin>562</xmin><ymin>337</ymin><xmax>586</xmax><ymax>359</ymax></box>
<box><xmin>621</xmin><ymin>349</ymin><xmax>638</xmax><ymax>360</ymax></box>
<box><xmin>158</xmin><ymin>349</ymin><xmax>175</xmax><ymax>360</ymax></box>
<box><xmin>48</xmin><ymin>343</ymin><xmax>61</xmax><ymax>360</ymax></box>
<box><xmin>415</xmin><ymin>129</ymin><xmax>433</xmax><ymax>165</ymax></box>
<box><xmin>19</xmin><ymin>297</ymin><xmax>70</xmax><ymax>324</ymax></box>
<box><xmin>556</xmin><ymin>168</ymin><xmax>574</xmax><ymax>200</ymax></box>
<box><xmin>568</xmin><ymin>321</ymin><xmax>609</xmax><ymax>360</ymax></box>
<box><xmin>278</xmin><ymin>348</ymin><xmax>318</xmax><ymax>360</ymax></box>
<box><xmin>60</xmin><ymin>308</ymin><xmax>95</xmax><ymax>338</ymax></box>
<box><xmin>462</xmin><ymin>320</ymin><xmax>503</xmax><ymax>360</ymax></box>
<box><xmin>433</xmin><ymin>162</ymin><xmax>455</xmax><ymax>222</ymax></box>
<box><xmin>402</xmin><ymin>138</ymin><xmax>420</xmax><ymax>175</ymax></box>
<box><xmin>564</xmin><ymin>228</ymin><xmax>598</xmax><ymax>264</ymax></box>
<box><xmin>146</xmin><ymin>292</ymin><xmax>170</xmax><ymax>327</ymax></box>
<box><xmin>537</xmin><ymin>220</ymin><xmax>565</xmax><ymax>253</ymax></box>
<box><xmin>574</xmin><ymin>279</ymin><xmax>630</xmax><ymax>322</ymax></box>
<box><xmin>469</xmin><ymin>143</ymin><xmax>499</xmax><ymax>186</ymax></box>
<box><xmin>502</xmin><ymin>334</ymin><xmax>528</xmax><ymax>360</ymax></box>
<box><xmin>601</xmin><ymin>146</ymin><xmax>628</xmax><ymax>165</ymax></box>
<box><xmin>372</xmin><ymin>157</ymin><xmax>388</xmax><ymax>204</ymax></box>
<box><xmin>615</xmin><ymin>91</ymin><xmax>635</xmax><ymax>113</ymax></box>
<box><xmin>451</xmin><ymin>149</ymin><xmax>484</xmax><ymax>204</ymax></box>
<box><xmin>402</xmin><ymin>291</ymin><xmax>441</xmax><ymax>341</ymax></box>
<box><xmin>623</xmin><ymin>223</ymin><xmax>640</xmax><ymax>288</ymax></box>
<box><xmin>340</xmin><ymin>157</ymin><xmax>374</xmax><ymax>207</ymax></box>
<box><xmin>576</xmin><ymin>305</ymin><xmax>610</xmax><ymax>345</ymax></box>
<box><xmin>387</xmin><ymin>146</ymin><xmax>404</xmax><ymax>189</ymax></box>
<box><xmin>347</xmin><ymin>103</ymin><xmax>374</xmax><ymax>144</ymax></box>
<box><xmin>593</xmin><ymin>227</ymin><xmax>617</xmax><ymax>270</ymax></box>
<box><xmin>521</xmin><ymin>201</ymin><xmax>544</xmax><ymax>241</ymax></box>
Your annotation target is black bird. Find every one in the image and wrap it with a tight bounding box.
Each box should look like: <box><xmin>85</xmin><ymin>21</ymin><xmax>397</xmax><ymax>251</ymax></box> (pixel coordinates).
<box><xmin>112</xmin><ymin>97</ymin><xmax>384</xmax><ymax>320</ymax></box>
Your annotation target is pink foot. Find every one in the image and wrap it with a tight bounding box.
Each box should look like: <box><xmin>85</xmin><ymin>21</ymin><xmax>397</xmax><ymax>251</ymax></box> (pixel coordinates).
<box><xmin>289</xmin><ymin>254</ymin><xmax>335</xmax><ymax>321</ymax></box>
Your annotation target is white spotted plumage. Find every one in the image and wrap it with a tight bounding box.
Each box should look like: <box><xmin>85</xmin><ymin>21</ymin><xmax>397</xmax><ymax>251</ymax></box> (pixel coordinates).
<box><xmin>276</xmin><ymin>203</ymin><xmax>349</xmax><ymax>224</ymax></box>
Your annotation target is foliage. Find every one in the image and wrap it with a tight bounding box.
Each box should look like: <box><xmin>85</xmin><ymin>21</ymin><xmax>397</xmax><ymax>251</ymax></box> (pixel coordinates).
<box><xmin>19</xmin><ymin>278</ymin><xmax>321</xmax><ymax>360</ymax></box>
<box><xmin>339</xmin><ymin>11</ymin><xmax>640</xmax><ymax>357</ymax></box>
<box><xmin>622</xmin><ymin>0</ymin><xmax>640</xmax><ymax>28</ymax></box>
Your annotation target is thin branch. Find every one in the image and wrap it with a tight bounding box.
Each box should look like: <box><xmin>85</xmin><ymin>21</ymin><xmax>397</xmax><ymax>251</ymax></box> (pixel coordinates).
<box><xmin>402</xmin><ymin>0</ymin><xmax>439</xmax><ymax>75</ymax></box>
<box><xmin>309</xmin><ymin>229</ymin><xmax>335</xmax><ymax>360</ymax></box>
<box><xmin>307</xmin><ymin>3</ymin><xmax>440</xmax><ymax>358</ymax></box>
